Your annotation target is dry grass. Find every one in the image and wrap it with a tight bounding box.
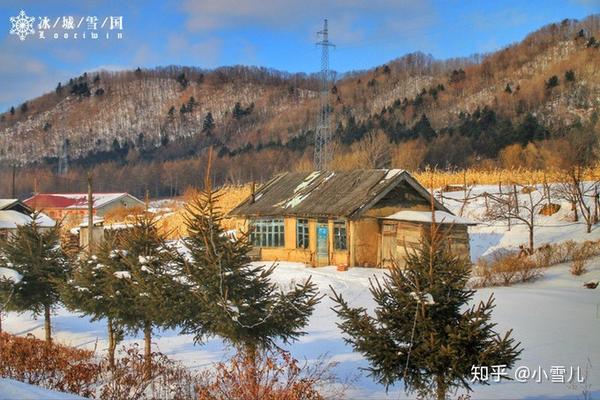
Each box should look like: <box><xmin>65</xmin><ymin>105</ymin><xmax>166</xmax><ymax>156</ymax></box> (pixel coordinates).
<box><xmin>158</xmin><ymin>184</ymin><xmax>252</xmax><ymax>239</ymax></box>
<box><xmin>414</xmin><ymin>165</ymin><xmax>600</xmax><ymax>189</ymax></box>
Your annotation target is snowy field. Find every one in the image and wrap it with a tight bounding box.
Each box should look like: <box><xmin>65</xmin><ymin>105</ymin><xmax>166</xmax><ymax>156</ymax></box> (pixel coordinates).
<box><xmin>3</xmin><ymin>259</ymin><xmax>599</xmax><ymax>399</ymax></box>
<box><xmin>2</xmin><ymin>183</ymin><xmax>600</xmax><ymax>399</ymax></box>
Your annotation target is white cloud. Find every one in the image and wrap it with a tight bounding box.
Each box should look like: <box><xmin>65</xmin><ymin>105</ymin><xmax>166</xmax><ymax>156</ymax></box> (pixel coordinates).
<box><xmin>181</xmin><ymin>0</ymin><xmax>437</xmax><ymax>45</ymax></box>
<box><xmin>167</xmin><ymin>34</ymin><xmax>222</xmax><ymax>68</ymax></box>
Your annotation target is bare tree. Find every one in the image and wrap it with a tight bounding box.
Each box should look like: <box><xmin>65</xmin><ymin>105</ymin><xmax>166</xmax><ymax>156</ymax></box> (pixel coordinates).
<box><xmin>488</xmin><ymin>183</ymin><xmax>548</xmax><ymax>253</ymax></box>
<box><xmin>555</xmin><ymin>167</ymin><xmax>600</xmax><ymax>233</ymax></box>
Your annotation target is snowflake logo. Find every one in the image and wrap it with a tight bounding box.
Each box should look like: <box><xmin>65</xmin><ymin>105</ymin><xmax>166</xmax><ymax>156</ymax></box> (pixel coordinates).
<box><xmin>9</xmin><ymin>10</ymin><xmax>35</xmax><ymax>41</ymax></box>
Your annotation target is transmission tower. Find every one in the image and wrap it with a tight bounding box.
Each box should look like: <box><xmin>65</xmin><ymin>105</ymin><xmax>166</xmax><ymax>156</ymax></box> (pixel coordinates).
<box><xmin>58</xmin><ymin>138</ymin><xmax>69</xmax><ymax>175</ymax></box>
<box><xmin>314</xmin><ymin>18</ymin><xmax>335</xmax><ymax>170</ymax></box>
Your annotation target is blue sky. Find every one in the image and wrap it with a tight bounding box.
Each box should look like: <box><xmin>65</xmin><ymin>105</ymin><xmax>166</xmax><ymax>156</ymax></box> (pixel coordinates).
<box><xmin>0</xmin><ymin>0</ymin><xmax>598</xmax><ymax>111</ymax></box>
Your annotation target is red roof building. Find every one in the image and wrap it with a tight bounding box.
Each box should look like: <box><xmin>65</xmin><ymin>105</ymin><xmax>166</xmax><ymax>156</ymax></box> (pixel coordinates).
<box><xmin>24</xmin><ymin>192</ymin><xmax>144</xmax><ymax>222</ymax></box>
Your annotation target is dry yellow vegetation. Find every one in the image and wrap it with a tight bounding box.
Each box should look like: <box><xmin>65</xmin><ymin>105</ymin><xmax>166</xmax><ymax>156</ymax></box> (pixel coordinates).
<box><xmin>158</xmin><ymin>184</ymin><xmax>253</xmax><ymax>239</ymax></box>
<box><xmin>151</xmin><ymin>166</ymin><xmax>600</xmax><ymax>239</ymax></box>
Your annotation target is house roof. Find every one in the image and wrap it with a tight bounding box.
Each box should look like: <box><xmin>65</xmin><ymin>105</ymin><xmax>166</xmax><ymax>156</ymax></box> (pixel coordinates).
<box><xmin>382</xmin><ymin>210</ymin><xmax>476</xmax><ymax>225</ymax></box>
<box><xmin>0</xmin><ymin>210</ymin><xmax>55</xmax><ymax>229</ymax></box>
<box><xmin>0</xmin><ymin>199</ymin><xmax>19</xmax><ymax>210</ymax></box>
<box><xmin>24</xmin><ymin>193</ymin><xmax>143</xmax><ymax>210</ymax></box>
<box><xmin>229</xmin><ymin>169</ymin><xmax>449</xmax><ymax>219</ymax></box>
<box><xmin>0</xmin><ymin>199</ymin><xmax>33</xmax><ymax>214</ymax></box>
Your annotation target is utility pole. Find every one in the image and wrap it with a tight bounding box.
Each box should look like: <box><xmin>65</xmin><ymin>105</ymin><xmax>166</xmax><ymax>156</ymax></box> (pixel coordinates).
<box><xmin>314</xmin><ymin>18</ymin><xmax>335</xmax><ymax>170</ymax></box>
<box><xmin>87</xmin><ymin>171</ymin><xmax>94</xmax><ymax>255</ymax></box>
<box><xmin>11</xmin><ymin>163</ymin><xmax>16</xmax><ymax>198</ymax></box>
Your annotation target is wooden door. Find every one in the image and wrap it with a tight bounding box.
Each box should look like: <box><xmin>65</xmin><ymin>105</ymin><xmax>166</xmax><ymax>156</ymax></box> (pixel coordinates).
<box><xmin>381</xmin><ymin>222</ymin><xmax>397</xmax><ymax>268</ymax></box>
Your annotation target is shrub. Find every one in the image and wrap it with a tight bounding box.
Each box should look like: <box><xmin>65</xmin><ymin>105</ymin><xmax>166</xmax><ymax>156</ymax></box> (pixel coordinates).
<box><xmin>569</xmin><ymin>242</ymin><xmax>596</xmax><ymax>276</ymax></box>
<box><xmin>0</xmin><ymin>332</ymin><xmax>100</xmax><ymax>397</ymax></box>
<box><xmin>472</xmin><ymin>252</ymin><xmax>542</xmax><ymax>287</ymax></box>
<box><xmin>196</xmin><ymin>348</ymin><xmax>343</xmax><ymax>400</ymax></box>
<box><xmin>473</xmin><ymin>240</ymin><xmax>600</xmax><ymax>287</ymax></box>
<box><xmin>0</xmin><ymin>334</ymin><xmax>200</xmax><ymax>400</ymax></box>
<box><xmin>99</xmin><ymin>344</ymin><xmax>199</xmax><ymax>400</ymax></box>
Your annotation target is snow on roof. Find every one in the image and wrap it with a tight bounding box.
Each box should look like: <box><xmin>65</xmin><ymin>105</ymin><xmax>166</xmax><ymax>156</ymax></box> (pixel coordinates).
<box><xmin>383</xmin><ymin>210</ymin><xmax>476</xmax><ymax>225</ymax></box>
<box><xmin>24</xmin><ymin>193</ymin><xmax>143</xmax><ymax>210</ymax></box>
<box><xmin>0</xmin><ymin>199</ymin><xmax>19</xmax><ymax>210</ymax></box>
<box><xmin>79</xmin><ymin>217</ymin><xmax>105</xmax><ymax>227</ymax></box>
<box><xmin>0</xmin><ymin>210</ymin><xmax>55</xmax><ymax>229</ymax></box>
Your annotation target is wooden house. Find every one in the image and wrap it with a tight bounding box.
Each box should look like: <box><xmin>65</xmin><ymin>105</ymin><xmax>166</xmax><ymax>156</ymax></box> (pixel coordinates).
<box><xmin>229</xmin><ymin>170</ymin><xmax>474</xmax><ymax>268</ymax></box>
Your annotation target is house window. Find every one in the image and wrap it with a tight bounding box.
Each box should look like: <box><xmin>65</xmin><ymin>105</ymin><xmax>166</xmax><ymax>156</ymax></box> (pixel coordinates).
<box><xmin>296</xmin><ymin>219</ymin><xmax>309</xmax><ymax>249</ymax></box>
<box><xmin>250</xmin><ymin>218</ymin><xmax>284</xmax><ymax>247</ymax></box>
<box><xmin>334</xmin><ymin>220</ymin><xmax>347</xmax><ymax>250</ymax></box>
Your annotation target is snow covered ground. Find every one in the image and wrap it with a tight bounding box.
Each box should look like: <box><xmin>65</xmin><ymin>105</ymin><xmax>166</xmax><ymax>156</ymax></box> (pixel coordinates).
<box><xmin>2</xmin><ymin>183</ymin><xmax>600</xmax><ymax>399</ymax></box>
<box><xmin>0</xmin><ymin>378</ymin><xmax>85</xmax><ymax>399</ymax></box>
<box><xmin>439</xmin><ymin>183</ymin><xmax>600</xmax><ymax>261</ymax></box>
<box><xmin>2</xmin><ymin>260</ymin><xmax>599</xmax><ymax>399</ymax></box>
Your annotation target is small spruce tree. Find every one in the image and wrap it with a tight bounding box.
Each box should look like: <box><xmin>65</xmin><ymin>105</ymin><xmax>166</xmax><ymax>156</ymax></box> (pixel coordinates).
<box><xmin>0</xmin><ymin>214</ymin><xmax>69</xmax><ymax>342</ymax></box>
<box><xmin>61</xmin><ymin>238</ymin><xmax>128</xmax><ymax>368</ymax></box>
<box><xmin>178</xmin><ymin>152</ymin><xmax>320</xmax><ymax>364</ymax></box>
<box><xmin>331</xmin><ymin>222</ymin><xmax>521</xmax><ymax>400</ymax></box>
<box><xmin>69</xmin><ymin>212</ymin><xmax>184</xmax><ymax>376</ymax></box>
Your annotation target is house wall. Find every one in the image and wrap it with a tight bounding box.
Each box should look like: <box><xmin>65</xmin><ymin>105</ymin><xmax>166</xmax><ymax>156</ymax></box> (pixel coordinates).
<box><xmin>247</xmin><ymin>216</ymin><xmax>350</xmax><ymax>267</ymax></box>
<box><xmin>351</xmin><ymin>218</ymin><xmax>380</xmax><ymax>267</ymax></box>
<box><xmin>96</xmin><ymin>196</ymin><xmax>144</xmax><ymax>217</ymax></box>
<box><xmin>386</xmin><ymin>220</ymin><xmax>471</xmax><ymax>268</ymax></box>
<box><xmin>362</xmin><ymin>182</ymin><xmax>432</xmax><ymax>218</ymax></box>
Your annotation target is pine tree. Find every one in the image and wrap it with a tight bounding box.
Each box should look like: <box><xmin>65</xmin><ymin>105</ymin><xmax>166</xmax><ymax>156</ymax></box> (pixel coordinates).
<box><xmin>177</xmin><ymin>152</ymin><xmax>320</xmax><ymax>363</ymax></box>
<box><xmin>331</xmin><ymin>222</ymin><xmax>521</xmax><ymax>400</ymax></box>
<box><xmin>106</xmin><ymin>212</ymin><xmax>184</xmax><ymax>378</ymax></box>
<box><xmin>187</xmin><ymin>96</ymin><xmax>197</xmax><ymax>112</ymax></box>
<box><xmin>61</xmin><ymin>238</ymin><xmax>127</xmax><ymax>368</ymax></box>
<box><xmin>202</xmin><ymin>112</ymin><xmax>215</xmax><ymax>133</ymax></box>
<box><xmin>64</xmin><ymin>212</ymin><xmax>184</xmax><ymax>375</ymax></box>
<box><xmin>0</xmin><ymin>214</ymin><xmax>69</xmax><ymax>342</ymax></box>
<box><xmin>232</xmin><ymin>102</ymin><xmax>244</xmax><ymax>119</ymax></box>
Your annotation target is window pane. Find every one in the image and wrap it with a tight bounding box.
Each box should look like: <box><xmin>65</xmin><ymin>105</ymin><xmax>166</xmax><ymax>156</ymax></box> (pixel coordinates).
<box><xmin>334</xmin><ymin>220</ymin><xmax>347</xmax><ymax>250</ymax></box>
<box><xmin>296</xmin><ymin>218</ymin><xmax>309</xmax><ymax>249</ymax></box>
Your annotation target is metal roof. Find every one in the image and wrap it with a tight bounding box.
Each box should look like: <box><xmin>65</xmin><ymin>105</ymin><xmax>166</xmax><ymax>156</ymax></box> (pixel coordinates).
<box><xmin>24</xmin><ymin>193</ymin><xmax>143</xmax><ymax>210</ymax></box>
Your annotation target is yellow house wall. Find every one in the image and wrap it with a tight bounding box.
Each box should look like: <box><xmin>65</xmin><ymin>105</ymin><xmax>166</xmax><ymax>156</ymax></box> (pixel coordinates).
<box><xmin>247</xmin><ymin>216</ymin><xmax>351</xmax><ymax>267</ymax></box>
<box><xmin>352</xmin><ymin>218</ymin><xmax>380</xmax><ymax>267</ymax></box>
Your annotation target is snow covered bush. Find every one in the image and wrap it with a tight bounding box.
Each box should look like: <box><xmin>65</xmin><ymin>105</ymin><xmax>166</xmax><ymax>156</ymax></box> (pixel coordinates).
<box><xmin>0</xmin><ymin>332</ymin><xmax>100</xmax><ymax>397</ymax></box>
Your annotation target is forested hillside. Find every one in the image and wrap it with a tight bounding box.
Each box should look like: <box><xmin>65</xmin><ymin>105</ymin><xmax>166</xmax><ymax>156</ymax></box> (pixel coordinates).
<box><xmin>1</xmin><ymin>15</ymin><xmax>599</xmax><ymax>198</ymax></box>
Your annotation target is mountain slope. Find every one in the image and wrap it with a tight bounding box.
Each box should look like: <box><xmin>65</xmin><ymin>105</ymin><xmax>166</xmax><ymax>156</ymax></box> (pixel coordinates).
<box><xmin>0</xmin><ymin>16</ymin><xmax>599</xmax><ymax>197</ymax></box>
